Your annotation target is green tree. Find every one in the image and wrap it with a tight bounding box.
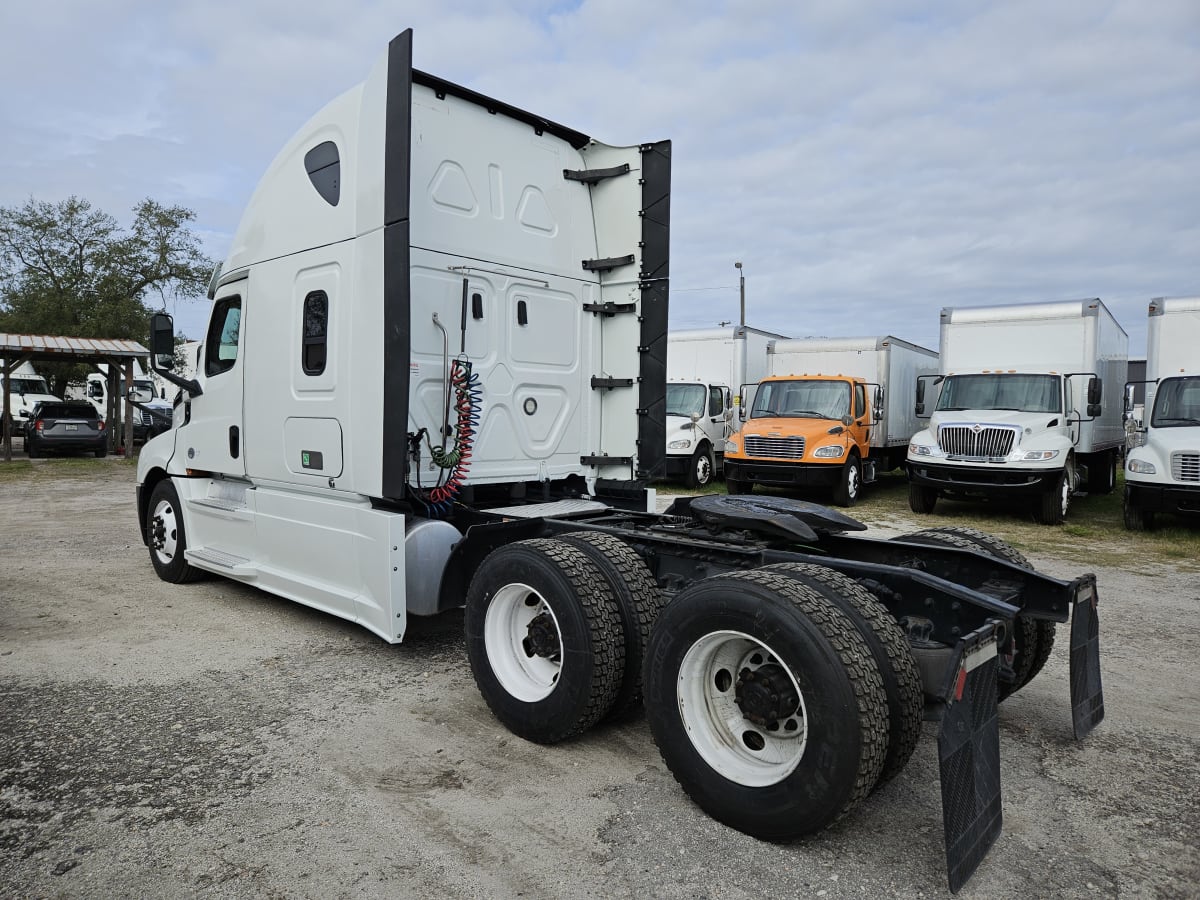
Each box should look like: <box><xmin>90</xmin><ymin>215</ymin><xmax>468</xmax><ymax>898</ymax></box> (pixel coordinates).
<box><xmin>0</xmin><ymin>196</ymin><xmax>213</xmax><ymax>394</ymax></box>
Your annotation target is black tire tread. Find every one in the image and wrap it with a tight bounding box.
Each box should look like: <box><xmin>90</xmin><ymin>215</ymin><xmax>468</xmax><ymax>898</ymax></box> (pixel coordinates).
<box><xmin>760</xmin><ymin>562</ymin><xmax>922</xmax><ymax>787</ymax></box>
<box><xmin>559</xmin><ymin>531</ymin><xmax>665</xmax><ymax>719</ymax></box>
<box><xmin>147</xmin><ymin>480</ymin><xmax>205</xmax><ymax>584</ymax></box>
<box><xmin>718</xmin><ymin>569</ymin><xmax>888</xmax><ymax>821</ymax></box>
<box><xmin>467</xmin><ymin>538</ymin><xmax>624</xmax><ymax>743</ymax></box>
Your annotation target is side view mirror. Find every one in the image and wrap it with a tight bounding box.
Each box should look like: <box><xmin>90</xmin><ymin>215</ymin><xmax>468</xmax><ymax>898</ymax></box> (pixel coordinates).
<box><xmin>1087</xmin><ymin>376</ymin><xmax>1102</xmax><ymax>405</ymax></box>
<box><xmin>1123</xmin><ymin>383</ymin><xmax>1135</xmax><ymax>415</ymax></box>
<box><xmin>18</xmin><ymin>409</ymin><xmax>31</xmax><ymax>418</ymax></box>
<box><xmin>915</xmin><ymin>402</ymin><xmax>926</xmax><ymax>416</ymax></box>
<box><xmin>150</xmin><ymin>312</ymin><xmax>176</xmax><ymax>370</ymax></box>
<box><xmin>1087</xmin><ymin>403</ymin><xmax>1102</xmax><ymax>418</ymax></box>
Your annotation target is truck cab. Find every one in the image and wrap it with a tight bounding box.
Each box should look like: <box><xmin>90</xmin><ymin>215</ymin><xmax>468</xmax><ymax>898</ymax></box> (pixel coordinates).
<box><xmin>2</xmin><ymin>362</ymin><xmax>61</xmax><ymax>436</ymax></box>
<box><xmin>723</xmin><ymin>374</ymin><xmax>875</xmax><ymax>506</ymax></box>
<box><xmin>664</xmin><ymin>380</ymin><xmax>732</xmax><ymax>487</ymax></box>
<box><xmin>1123</xmin><ymin>296</ymin><xmax>1200</xmax><ymax>529</ymax></box>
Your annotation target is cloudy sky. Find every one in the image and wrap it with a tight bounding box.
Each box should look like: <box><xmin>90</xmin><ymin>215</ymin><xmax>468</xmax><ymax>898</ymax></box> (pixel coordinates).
<box><xmin>2</xmin><ymin>0</ymin><xmax>1196</xmax><ymax>354</ymax></box>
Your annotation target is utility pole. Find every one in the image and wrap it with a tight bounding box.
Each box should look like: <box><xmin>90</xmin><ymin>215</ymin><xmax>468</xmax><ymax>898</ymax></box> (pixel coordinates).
<box><xmin>734</xmin><ymin>261</ymin><xmax>745</xmax><ymax>327</ymax></box>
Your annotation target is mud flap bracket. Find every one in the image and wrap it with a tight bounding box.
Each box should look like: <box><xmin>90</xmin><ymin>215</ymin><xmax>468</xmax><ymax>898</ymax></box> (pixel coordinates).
<box><xmin>937</xmin><ymin>625</ymin><xmax>1002</xmax><ymax>893</ymax></box>
<box><xmin>1069</xmin><ymin>574</ymin><xmax>1104</xmax><ymax>739</ymax></box>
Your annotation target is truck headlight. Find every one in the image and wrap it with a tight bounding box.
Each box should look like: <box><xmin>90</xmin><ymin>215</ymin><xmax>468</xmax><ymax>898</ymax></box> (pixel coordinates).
<box><xmin>813</xmin><ymin>445</ymin><xmax>845</xmax><ymax>459</ymax></box>
<box><xmin>724</xmin><ymin>438</ymin><xmax>739</xmax><ymax>453</ymax></box>
<box><xmin>1022</xmin><ymin>450</ymin><xmax>1059</xmax><ymax>461</ymax></box>
<box><xmin>668</xmin><ymin>439</ymin><xmax>692</xmax><ymax>450</ymax></box>
<box><xmin>1127</xmin><ymin>459</ymin><xmax>1156</xmax><ymax>475</ymax></box>
<box><xmin>909</xmin><ymin>443</ymin><xmax>932</xmax><ymax>456</ymax></box>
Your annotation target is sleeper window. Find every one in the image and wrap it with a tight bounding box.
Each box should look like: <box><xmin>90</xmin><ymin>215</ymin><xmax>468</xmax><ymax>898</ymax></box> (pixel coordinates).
<box><xmin>302</xmin><ymin>290</ymin><xmax>328</xmax><ymax>376</ymax></box>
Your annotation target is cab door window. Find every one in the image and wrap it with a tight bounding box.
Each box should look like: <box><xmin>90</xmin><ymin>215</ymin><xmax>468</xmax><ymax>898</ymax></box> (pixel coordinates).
<box><xmin>205</xmin><ymin>296</ymin><xmax>242</xmax><ymax>377</ymax></box>
<box><xmin>854</xmin><ymin>383</ymin><xmax>866</xmax><ymax>420</ymax></box>
<box><xmin>708</xmin><ymin>386</ymin><xmax>724</xmax><ymax>417</ymax></box>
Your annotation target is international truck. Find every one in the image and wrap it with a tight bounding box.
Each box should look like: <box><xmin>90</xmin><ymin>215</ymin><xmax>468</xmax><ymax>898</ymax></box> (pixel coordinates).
<box><xmin>664</xmin><ymin>326</ymin><xmax>783</xmax><ymax>487</ymax></box>
<box><xmin>135</xmin><ymin>29</ymin><xmax>1104</xmax><ymax>893</ymax></box>
<box><xmin>907</xmin><ymin>299</ymin><xmax>1128</xmax><ymax>525</ymax></box>
<box><xmin>1123</xmin><ymin>296</ymin><xmax>1200</xmax><ymax>530</ymax></box>
<box><xmin>723</xmin><ymin>336</ymin><xmax>937</xmax><ymax>505</ymax></box>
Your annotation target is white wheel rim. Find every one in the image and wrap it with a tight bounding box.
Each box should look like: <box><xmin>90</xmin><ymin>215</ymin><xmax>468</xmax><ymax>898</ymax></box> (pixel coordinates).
<box><xmin>847</xmin><ymin>463</ymin><xmax>859</xmax><ymax>498</ymax></box>
<box><xmin>1060</xmin><ymin>475</ymin><xmax>1070</xmax><ymax>516</ymax></box>
<box><xmin>151</xmin><ymin>497</ymin><xmax>180</xmax><ymax>564</ymax></box>
<box><xmin>677</xmin><ymin>630</ymin><xmax>808</xmax><ymax>787</ymax></box>
<box><xmin>697</xmin><ymin>455</ymin><xmax>711</xmax><ymax>484</ymax></box>
<box><xmin>483</xmin><ymin>582</ymin><xmax>563</xmax><ymax>702</ymax></box>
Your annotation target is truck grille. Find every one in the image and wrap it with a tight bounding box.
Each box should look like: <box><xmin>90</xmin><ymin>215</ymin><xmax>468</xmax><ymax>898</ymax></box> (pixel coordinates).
<box><xmin>139</xmin><ymin>411</ymin><xmax>153</xmax><ymax>426</ymax></box>
<box><xmin>1171</xmin><ymin>452</ymin><xmax>1200</xmax><ymax>482</ymax></box>
<box><xmin>937</xmin><ymin>425</ymin><xmax>1017</xmax><ymax>461</ymax></box>
<box><xmin>744</xmin><ymin>435</ymin><xmax>806</xmax><ymax>459</ymax></box>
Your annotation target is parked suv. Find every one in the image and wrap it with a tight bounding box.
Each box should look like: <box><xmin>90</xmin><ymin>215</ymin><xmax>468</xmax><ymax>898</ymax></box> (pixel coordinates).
<box><xmin>26</xmin><ymin>402</ymin><xmax>108</xmax><ymax>458</ymax></box>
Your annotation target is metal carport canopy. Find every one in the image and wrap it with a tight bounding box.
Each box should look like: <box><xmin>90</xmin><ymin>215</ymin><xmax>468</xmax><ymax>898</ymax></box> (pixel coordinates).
<box><xmin>1</xmin><ymin>333</ymin><xmax>151</xmax><ymax>462</ymax></box>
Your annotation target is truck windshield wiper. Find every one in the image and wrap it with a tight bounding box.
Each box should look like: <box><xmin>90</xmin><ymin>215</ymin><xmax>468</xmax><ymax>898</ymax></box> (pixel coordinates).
<box><xmin>783</xmin><ymin>410</ymin><xmax>828</xmax><ymax>418</ymax></box>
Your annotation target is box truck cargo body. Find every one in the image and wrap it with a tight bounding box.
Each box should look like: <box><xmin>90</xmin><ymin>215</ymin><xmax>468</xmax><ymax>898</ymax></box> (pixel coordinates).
<box><xmin>1124</xmin><ymin>296</ymin><xmax>1200</xmax><ymax>529</ymax></box>
<box><xmin>723</xmin><ymin>336</ymin><xmax>937</xmax><ymax>505</ymax></box>
<box><xmin>133</xmin><ymin>29</ymin><xmax>1105</xmax><ymax>892</ymax></box>
<box><xmin>664</xmin><ymin>326</ymin><xmax>783</xmax><ymax>487</ymax></box>
<box><xmin>907</xmin><ymin>299</ymin><xmax>1127</xmax><ymax>524</ymax></box>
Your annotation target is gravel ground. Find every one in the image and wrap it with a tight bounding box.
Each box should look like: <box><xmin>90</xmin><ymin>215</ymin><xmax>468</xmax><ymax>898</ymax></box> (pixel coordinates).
<box><xmin>1</xmin><ymin>462</ymin><xmax>1198</xmax><ymax>898</ymax></box>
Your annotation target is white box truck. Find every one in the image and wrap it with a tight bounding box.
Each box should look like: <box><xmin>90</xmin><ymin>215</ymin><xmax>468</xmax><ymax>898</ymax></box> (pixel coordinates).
<box><xmin>907</xmin><ymin>299</ymin><xmax>1128</xmax><ymax>524</ymax></box>
<box><xmin>664</xmin><ymin>326</ymin><xmax>783</xmax><ymax>487</ymax></box>
<box><xmin>724</xmin><ymin>336</ymin><xmax>938</xmax><ymax>504</ymax></box>
<box><xmin>1123</xmin><ymin>296</ymin><xmax>1200</xmax><ymax>530</ymax></box>
<box><xmin>73</xmin><ymin>360</ymin><xmax>174</xmax><ymax>442</ymax></box>
<box><xmin>134</xmin><ymin>29</ymin><xmax>1105</xmax><ymax>891</ymax></box>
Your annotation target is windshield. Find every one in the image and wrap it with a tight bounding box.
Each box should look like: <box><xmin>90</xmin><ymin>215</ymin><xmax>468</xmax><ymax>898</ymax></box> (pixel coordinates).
<box><xmin>1151</xmin><ymin>376</ymin><xmax>1200</xmax><ymax>428</ymax></box>
<box><xmin>936</xmin><ymin>374</ymin><xmax>1062</xmax><ymax>414</ymax></box>
<box><xmin>752</xmin><ymin>380</ymin><xmax>850</xmax><ymax>420</ymax></box>
<box><xmin>9</xmin><ymin>377</ymin><xmax>51</xmax><ymax>395</ymax></box>
<box><xmin>666</xmin><ymin>383</ymin><xmax>707</xmax><ymax>418</ymax></box>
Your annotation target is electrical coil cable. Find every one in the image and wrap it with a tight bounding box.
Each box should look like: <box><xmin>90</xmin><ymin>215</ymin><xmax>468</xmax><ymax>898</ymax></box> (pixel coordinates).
<box><xmin>425</xmin><ymin>358</ymin><xmax>480</xmax><ymax>516</ymax></box>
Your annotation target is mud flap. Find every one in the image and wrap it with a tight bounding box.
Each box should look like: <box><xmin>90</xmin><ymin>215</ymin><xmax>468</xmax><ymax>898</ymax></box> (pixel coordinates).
<box><xmin>1069</xmin><ymin>574</ymin><xmax>1104</xmax><ymax>739</ymax></box>
<box><xmin>937</xmin><ymin>629</ymin><xmax>1002</xmax><ymax>893</ymax></box>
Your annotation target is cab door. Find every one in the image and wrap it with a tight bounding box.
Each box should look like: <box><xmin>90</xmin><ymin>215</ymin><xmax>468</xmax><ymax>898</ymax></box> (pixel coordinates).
<box><xmin>851</xmin><ymin>381</ymin><xmax>872</xmax><ymax>457</ymax></box>
<box><xmin>177</xmin><ymin>285</ymin><xmax>246</xmax><ymax>476</ymax></box>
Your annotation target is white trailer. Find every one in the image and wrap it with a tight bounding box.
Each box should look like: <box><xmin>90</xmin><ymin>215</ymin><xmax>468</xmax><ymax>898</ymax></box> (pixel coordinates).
<box><xmin>1124</xmin><ymin>296</ymin><xmax>1200</xmax><ymax>530</ymax></box>
<box><xmin>766</xmin><ymin>336</ymin><xmax>938</xmax><ymax>472</ymax></box>
<box><xmin>907</xmin><ymin>298</ymin><xmax>1128</xmax><ymax>524</ymax></box>
<box><xmin>664</xmin><ymin>325</ymin><xmax>783</xmax><ymax>487</ymax></box>
<box><xmin>134</xmin><ymin>29</ymin><xmax>1105</xmax><ymax>892</ymax></box>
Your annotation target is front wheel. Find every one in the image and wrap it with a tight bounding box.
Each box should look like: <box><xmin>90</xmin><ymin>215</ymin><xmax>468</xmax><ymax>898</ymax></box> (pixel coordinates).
<box><xmin>685</xmin><ymin>444</ymin><xmax>715</xmax><ymax>489</ymax></box>
<box><xmin>1034</xmin><ymin>469</ymin><xmax>1071</xmax><ymax>525</ymax></box>
<box><xmin>908</xmin><ymin>482</ymin><xmax>937</xmax><ymax>514</ymax></box>
<box><xmin>1123</xmin><ymin>489</ymin><xmax>1155</xmax><ymax>531</ymax></box>
<box><xmin>147</xmin><ymin>479</ymin><xmax>204</xmax><ymax>583</ymax></box>
<box><xmin>831</xmin><ymin>453</ymin><xmax>861</xmax><ymax>507</ymax></box>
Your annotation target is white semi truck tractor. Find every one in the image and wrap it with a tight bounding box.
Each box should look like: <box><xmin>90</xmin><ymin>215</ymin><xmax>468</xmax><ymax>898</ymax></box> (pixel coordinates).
<box><xmin>907</xmin><ymin>299</ymin><xmax>1127</xmax><ymax>524</ymax></box>
<box><xmin>136</xmin><ymin>29</ymin><xmax>1105</xmax><ymax>892</ymax></box>
<box><xmin>1123</xmin><ymin>296</ymin><xmax>1200</xmax><ymax>530</ymax></box>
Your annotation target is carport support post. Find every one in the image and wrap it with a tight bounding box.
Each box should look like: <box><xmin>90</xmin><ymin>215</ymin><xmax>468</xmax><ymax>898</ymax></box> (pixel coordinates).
<box><xmin>2</xmin><ymin>359</ymin><xmax>12</xmax><ymax>463</ymax></box>
<box><xmin>123</xmin><ymin>358</ymin><xmax>135</xmax><ymax>457</ymax></box>
<box><xmin>106</xmin><ymin>364</ymin><xmax>118</xmax><ymax>453</ymax></box>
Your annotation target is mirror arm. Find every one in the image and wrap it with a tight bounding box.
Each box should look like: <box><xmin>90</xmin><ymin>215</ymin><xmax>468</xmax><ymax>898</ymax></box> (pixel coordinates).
<box><xmin>148</xmin><ymin>356</ymin><xmax>203</xmax><ymax>397</ymax></box>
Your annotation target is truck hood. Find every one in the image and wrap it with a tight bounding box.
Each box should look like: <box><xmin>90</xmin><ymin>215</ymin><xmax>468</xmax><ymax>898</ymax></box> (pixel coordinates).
<box><xmin>8</xmin><ymin>391</ymin><xmax>61</xmax><ymax>412</ymax></box>
<box><xmin>930</xmin><ymin>409</ymin><xmax>1064</xmax><ymax>433</ymax></box>
<box><xmin>1141</xmin><ymin>424</ymin><xmax>1200</xmax><ymax>455</ymax></box>
<box><xmin>740</xmin><ymin>415</ymin><xmax>841</xmax><ymax>437</ymax></box>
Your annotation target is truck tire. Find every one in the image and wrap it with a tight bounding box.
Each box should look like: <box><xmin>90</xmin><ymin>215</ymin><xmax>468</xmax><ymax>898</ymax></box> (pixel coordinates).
<box><xmin>644</xmin><ymin>570</ymin><xmax>887</xmax><ymax>839</ymax></box>
<box><xmin>465</xmin><ymin>539</ymin><xmax>624</xmax><ymax>744</ymax></box>
<box><xmin>1091</xmin><ymin>450</ymin><xmax>1117</xmax><ymax>494</ymax></box>
<box><xmin>1123</xmin><ymin>487</ymin><xmax>1155</xmax><ymax>531</ymax></box>
<box><xmin>559</xmin><ymin>531</ymin><xmax>666</xmax><ymax>720</ymax></box>
<box><xmin>725</xmin><ymin>476</ymin><xmax>753</xmax><ymax>495</ymax></box>
<box><xmin>686</xmin><ymin>443</ymin><xmax>715</xmax><ymax>489</ymax></box>
<box><xmin>831</xmin><ymin>452</ymin><xmax>862</xmax><ymax>507</ymax></box>
<box><xmin>908</xmin><ymin>482</ymin><xmax>937</xmax><ymax>514</ymax></box>
<box><xmin>759</xmin><ymin>563</ymin><xmax>922</xmax><ymax>787</ymax></box>
<box><xmin>891</xmin><ymin>528</ymin><xmax>1054</xmax><ymax>699</ymax></box>
<box><xmin>1034</xmin><ymin>469</ymin><xmax>1071</xmax><ymax>525</ymax></box>
<box><xmin>146</xmin><ymin>479</ymin><xmax>205</xmax><ymax>584</ymax></box>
